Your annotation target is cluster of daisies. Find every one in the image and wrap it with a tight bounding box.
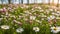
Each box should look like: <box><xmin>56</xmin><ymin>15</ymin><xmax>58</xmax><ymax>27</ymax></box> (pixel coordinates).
<box><xmin>0</xmin><ymin>25</ymin><xmax>40</xmax><ymax>33</ymax></box>
<box><xmin>0</xmin><ymin>4</ymin><xmax>60</xmax><ymax>34</ymax></box>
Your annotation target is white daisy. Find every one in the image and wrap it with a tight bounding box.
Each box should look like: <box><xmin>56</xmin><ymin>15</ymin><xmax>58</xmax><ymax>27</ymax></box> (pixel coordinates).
<box><xmin>0</xmin><ymin>18</ymin><xmax>3</xmax><ymax>21</ymax></box>
<box><xmin>1</xmin><ymin>25</ymin><xmax>10</xmax><ymax>30</ymax></box>
<box><xmin>16</xmin><ymin>27</ymin><xmax>24</xmax><ymax>33</ymax></box>
<box><xmin>38</xmin><ymin>7</ymin><xmax>42</xmax><ymax>10</ymax></box>
<box><xmin>47</xmin><ymin>17</ymin><xmax>51</xmax><ymax>21</ymax></box>
<box><xmin>35</xmin><ymin>20</ymin><xmax>42</xmax><ymax>23</ymax></box>
<box><xmin>33</xmin><ymin>27</ymin><xmax>40</xmax><ymax>32</ymax></box>
<box><xmin>49</xmin><ymin>9</ymin><xmax>53</xmax><ymax>11</ymax></box>
<box><xmin>51</xmin><ymin>26</ymin><xmax>60</xmax><ymax>34</ymax></box>
<box><xmin>30</xmin><ymin>16</ymin><xmax>36</xmax><ymax>20</ymax></box>
<box><xmin>52</xmin><ymin>12</ymin><xmax>55</xmax><ymax>15</ymax></box>
<box><xmin>57</xmin><ymin>11</ymin><xmax>60</xmax><ymax>14</ymax></box>
<box><xmin>50</xmin><ymin>15</ymin><xmax>55</xmax><ymax>19</ymax></box>
<box><xmin>13</xmin><ymin>20</ymin><xmax>20</xmax><ymax>24</ymax></box>
<box><xmin>31</xmin><ymin>8</ymin><xmax>34</xmax><ymax>10</ymax></box>
<box><xmin>41</xmin><ymin>18</ymin><xmax>44</xmax><ymax>20</ymax></box>
<box><xmin>54</xmin><ymin>9</ymin><xmax>57</xmax><ymax>11</ymax></box>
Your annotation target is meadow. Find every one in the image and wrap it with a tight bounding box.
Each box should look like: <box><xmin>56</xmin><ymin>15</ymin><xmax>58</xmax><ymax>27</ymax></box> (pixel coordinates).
<box><xmin>0</xmin><ymin>4</ymin><xmax>60</xmax><ymax>34</ymax></box>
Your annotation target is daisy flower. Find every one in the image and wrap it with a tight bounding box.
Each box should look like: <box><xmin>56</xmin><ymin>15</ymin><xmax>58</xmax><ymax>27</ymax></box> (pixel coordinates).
<box><xmin>33</xmin><ymin>27</ymin><xmax>40</xmax><ymax>32</ymax></box>
<box><xmin>1</xmin><ymin>25</ymin><xmax>10</xmax><ymax>30</ymax></box>
<box><xmin>51</xmin><ymin>26</ymin><xmax>60</xmax><ymax>34</ymax></box>
<box><xmin>30</xmin><ymin>16</ymin><xmax>36</xmax><ymax>20</ymax></box>
<box><xmin>16</xmin><ymin>27</ymin><xmax>24</xmax><ymax>33</ymax></box>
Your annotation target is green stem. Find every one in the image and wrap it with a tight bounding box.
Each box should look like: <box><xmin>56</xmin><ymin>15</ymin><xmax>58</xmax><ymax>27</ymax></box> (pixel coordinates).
<box><xmin>36</xmin><ymin>32</ymin><xmax>37</xmax><ymax>34</ymax></box>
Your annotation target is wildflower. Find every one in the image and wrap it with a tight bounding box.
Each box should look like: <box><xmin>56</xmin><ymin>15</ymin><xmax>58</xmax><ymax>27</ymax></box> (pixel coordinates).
<box><xmin>47</xmin><ymin>17</ymin><xmax>51</xmax><ymax>21</ymax></box>
<box><xmin>41</xmin><ymin>18</ymin><xmax>44</xmax><ymax>20</ymax></box>
<box><xmin>52</xmin><ymin>12</ymin><xmax>55</xmax><ymax>15</ymax></box>
<box><xmin>3</xmin><ymin>7</ymin><xmax>7</xmax><ymax>12</ymax></box>
<box><xmin>49</xmin><ymin>9</ymin><xmax>53</xmax><ymax>11</ymax></box>
<box><xmin>23</xmin><ymin>18</ymin><xmax>28</xmax><ymax>21</ymax></box>
<box><xmin>16</xmin><ymin>27</ymin><xmax>24</xmax><ymax>33</ymax></box>
<box><xmin>0</xmin><ymin>18</ymin><xmax>3</xmax><ymax>21</ymax></box>
<box><xmin>51</xmin><ymin>26</ymin><xmax>60</xmax><ymax>34</ymax></box>
<box><xmin>50</xmin><ymin>15</ymin><xmax>55</xmax><ymax>19</ymax></box>
<box><xmin>33</xmin><ymin>27</ymin><xmax>40</xmax><ymax>32</ymax></box>
<box><xmin>38</xmin><ymin>7</ymin><xmax>42</xmax><ymax>9</ymax></box>
<box><xmin>8</xmin><ymin>7</ymin><xmax>12</xmax><ymax>11</ymax></box>
<box><xmin>35</xmin><ymin>20</ymin><xmax>42</xmax><ymax>23</ymax></box>
<box><xmin>30</xmin><ymin>16</ymin><xmax>36</xmax><ymax>20</ymax></box>
<box><xmin>13</xmin><ymin>20</ymin><xmax>22</xmax><ymax>25</ymax></box>
<box><xmin>1</xmin><ymin>25</ymin><xmax>10</xmax><ymax>30</ymax></box>
<box><xmin>57</xmin><ymin>11</ymin><xmax>60</xmax><ymax>14</ymax></box>
<box><xmin>31</xmin><ymin>8</ymin><xmax>34</xmax><ymax>10</ymax></box>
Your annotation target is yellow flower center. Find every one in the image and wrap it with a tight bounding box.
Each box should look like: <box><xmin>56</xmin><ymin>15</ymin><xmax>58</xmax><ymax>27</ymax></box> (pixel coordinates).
<box><xmin>54</xmin><ymin>27</ymin><xmax>57</xmax><ymax>31</ymax></box>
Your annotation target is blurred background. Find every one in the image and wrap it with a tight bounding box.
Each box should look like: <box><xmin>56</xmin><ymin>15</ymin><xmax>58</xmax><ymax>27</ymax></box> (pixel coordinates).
<box><xmin>0</xmin><ymin>0</ymin><xmax>60</xmax><ymax>4</ymax></box>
